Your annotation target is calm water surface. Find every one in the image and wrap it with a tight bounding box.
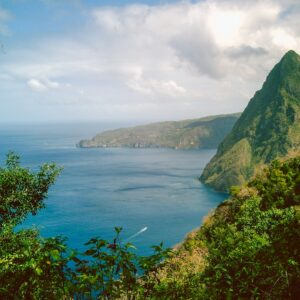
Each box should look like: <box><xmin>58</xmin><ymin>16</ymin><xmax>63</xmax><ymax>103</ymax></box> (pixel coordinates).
<box><xmin>0</xmin><ymin>123</ymin><xmax>227</xmax><ymax>255</ymax></box>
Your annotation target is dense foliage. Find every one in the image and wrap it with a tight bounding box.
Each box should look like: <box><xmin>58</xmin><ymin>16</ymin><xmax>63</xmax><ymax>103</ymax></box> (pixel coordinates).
<box><xmin>156</xmin><ymin>157</ymin><xmax>300</xmax><ymax>299</ymax></box>
<box><xmin>249</xmin><ymin>158</ymin><xmax>300</xmax><ymax>209</ymax></box>
<box><xmin>0</xmin><ymin>152</ymin><xmax>69</xmax><ymax>299</ymax></box>
<box><xmin>0</xmin><ymin>152</ymin><xmax>60</xmax><ymax>227</ymax></box>
<box><xmin>201</xmin><ymin>196</ymin><xmax>300</xmax><ymax>299</ymax></box>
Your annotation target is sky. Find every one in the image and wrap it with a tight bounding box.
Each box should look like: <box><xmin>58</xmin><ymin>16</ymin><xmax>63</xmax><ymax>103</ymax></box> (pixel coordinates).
<box><xmin>1</xmin><ymin>0</ymin><xmax>300</xmax><ymax>124</ymax></box>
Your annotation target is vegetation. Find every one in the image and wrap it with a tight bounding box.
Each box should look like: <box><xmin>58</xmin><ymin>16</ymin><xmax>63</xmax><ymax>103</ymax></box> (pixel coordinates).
<box><xmin>150</xmin><ymin>156</ymin><xmax>300</xmax><ymax>299</ymax></box>
<box><xmin>201</xmin><ymin>50</ymin><xmax>300</xmax><ymax>192</ymax></box>
<box><xmin>78</xmin><ymin>113</ymin><xmax>240</xmax><ymax>150</ymax></box>
<box><xmin>0</xmin><ymin>153</ymin><xmax>171</xmax><ymax>299</ymax></box>
<box><xmin>0</xmin><ymin>152</ymin><xmax>68</xmax><ymax>299</ymax></box>
<box><xmin>1</xmin><ymin>151</ymin><xmax>300</xmax><ymax>299</ymax></box>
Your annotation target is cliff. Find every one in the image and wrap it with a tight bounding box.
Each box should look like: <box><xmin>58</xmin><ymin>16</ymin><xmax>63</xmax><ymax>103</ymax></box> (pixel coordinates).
<box><xmin>201</xmin><ymin>50</ymin><xmax>300</xmax><ymax>192</ymax></box>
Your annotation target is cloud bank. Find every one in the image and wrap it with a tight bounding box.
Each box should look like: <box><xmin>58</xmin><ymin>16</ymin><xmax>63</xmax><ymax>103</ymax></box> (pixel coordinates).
<box><xmin>1</xmin><ymin>0</ymin><xmax>300</xmax><ymax>122</ymax></box>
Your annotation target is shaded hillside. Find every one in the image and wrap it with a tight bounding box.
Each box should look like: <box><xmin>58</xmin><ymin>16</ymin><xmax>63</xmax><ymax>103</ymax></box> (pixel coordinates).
<box><xmin>78</xmin><ymin>113</ymin><xmax>240</xmax><ymax>150</ymax></box>
<box><xmin>201</xmin><ymin>50</ymin><xmax>300</xmax><ymax>192</ymax></box>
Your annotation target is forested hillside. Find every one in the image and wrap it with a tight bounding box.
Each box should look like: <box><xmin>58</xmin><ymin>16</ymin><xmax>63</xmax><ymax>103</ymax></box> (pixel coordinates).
<box><xmin>78</xmin><ymin>113</ymin><xmax>240</xmax><ymax>150</ymax></box>
<box><xmin>201</xmin><ymin>50</ymin><xmax>300</xmax><ymax>192</ymax></box>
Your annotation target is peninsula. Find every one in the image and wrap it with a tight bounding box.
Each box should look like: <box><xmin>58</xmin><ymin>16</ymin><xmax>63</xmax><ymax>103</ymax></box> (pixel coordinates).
<box><xmin>78</xmin><ymin>113</ymin><xmax>240</xmax><ymax>150</ymax></box>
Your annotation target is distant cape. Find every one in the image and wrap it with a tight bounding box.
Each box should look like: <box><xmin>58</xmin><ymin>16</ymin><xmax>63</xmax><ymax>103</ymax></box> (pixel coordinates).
<box><xmin>77</xmin><ymin>113</ymin><xmax>240</xmax><ymax>150</ymax></box>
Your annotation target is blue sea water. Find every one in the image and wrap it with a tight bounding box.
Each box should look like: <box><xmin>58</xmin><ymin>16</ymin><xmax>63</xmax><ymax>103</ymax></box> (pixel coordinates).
<box><xmin>0</xmin><ymin>123</ymin><xmax>227</xmax><ymax>255</ymax></box>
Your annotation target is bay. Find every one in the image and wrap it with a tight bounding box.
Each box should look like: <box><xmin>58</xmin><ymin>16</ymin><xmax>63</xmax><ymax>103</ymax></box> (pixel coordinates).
<box><xmin>0</xmin><ymin>123</ymin><xmax>227</xmax><ymax>255</ymax></box>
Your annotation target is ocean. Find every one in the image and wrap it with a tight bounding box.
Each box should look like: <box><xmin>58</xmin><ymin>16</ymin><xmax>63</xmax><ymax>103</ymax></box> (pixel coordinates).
<box><xmin>0</xmin><ymin>123</ymin><xmax>227</xmax><ymax>255</ymax></box>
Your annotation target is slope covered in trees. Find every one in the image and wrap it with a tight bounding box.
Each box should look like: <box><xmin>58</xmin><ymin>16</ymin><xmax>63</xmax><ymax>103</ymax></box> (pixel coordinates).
<box><xmin>78</xmin><ymin>113</ymin><xmax>240</xmax><ymax>150</ymax></box>
<box><xmin>148</xmin><ymin>155</ymin><xmax>300</xmax><ymax>299</ymax></box>
<box><xmin>201</xmin><ymin>50</ymin><xmax>300</xmax><ymax>192</ymax></box>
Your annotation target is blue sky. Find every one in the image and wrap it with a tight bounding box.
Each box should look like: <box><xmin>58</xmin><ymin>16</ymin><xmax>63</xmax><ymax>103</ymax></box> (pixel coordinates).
<box><xmin>2</xmin><ymin>0</ymin><xmax>182</xmax><ymax>39</ymax></box>
<box><xmin>0</xmin><ymin>0</ymin><xmax>300</xmax><ymax>123</ymax></box>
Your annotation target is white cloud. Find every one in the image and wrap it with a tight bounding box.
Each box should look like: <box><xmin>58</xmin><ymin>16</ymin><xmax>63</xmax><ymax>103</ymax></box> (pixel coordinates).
<box><xmin>44</xmin><ymin>78</ymin><xmax>60</xmax><ymax>88</ymax></box>
<box><xmin>271</xmin><ymin>28</ymin><xmax>298</xmax><ymax>50</ymax></box>
<box><xmin>128</xmin><ymin>78</ymin><xmax>186</xmax><ymax>96</ymax></box>
<box><xmin>126</xmin><ymin>69</ymin><xmax>185</xmax><ymax>96</ymax></box>
<box><xmin>27</xmin><ymin>78</ymin><xmax>60</xmax><ymax>92</ymax></box>
<box><xmin>27</xmin><ymin>79</ymin><xmax>48</xmax><ymax>92</ymax></box>
<box><xmin>90</xmin><ymin>0</ymin><xmax>300</xmax><ymax>81</ymax></box>
<box><xmin>1</xmin><ymin>0</ymin><xmax>300</xmax><ymax>122</ymax></box>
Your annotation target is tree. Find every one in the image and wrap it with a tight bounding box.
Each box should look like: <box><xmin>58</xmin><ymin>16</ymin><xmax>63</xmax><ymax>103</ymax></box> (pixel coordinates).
<box><xmin>0</xmin><ymin>152</ymin><xmax>61</xmax><ymax>228</ymax></box>
<box><xmin>0</xmin><ymin>152</ymin><xmax>71</xmax><ymax>299</ymax></box>
<box><xmin>0</xmin><ymin>153</ymin><xmax>171</xmax><ymax>299</ymax></box>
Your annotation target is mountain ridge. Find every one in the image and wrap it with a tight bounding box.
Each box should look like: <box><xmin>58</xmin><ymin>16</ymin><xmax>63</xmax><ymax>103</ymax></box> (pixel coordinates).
<box><xmin>201</xmin><ymin>50</ymin><xmax>300</xmax><ymax>192</ymax></box>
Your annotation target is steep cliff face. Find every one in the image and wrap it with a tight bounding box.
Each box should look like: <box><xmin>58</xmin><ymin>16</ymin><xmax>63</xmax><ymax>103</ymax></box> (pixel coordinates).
<box><xmin>201</xmin><ymin>50</ymin><xmax>300</xmax><ymax>192</ymax></box>
<box><xmin>78</xmin><ymin>113</ymin><xmax>240</xmax><ymax>150</ymax></box>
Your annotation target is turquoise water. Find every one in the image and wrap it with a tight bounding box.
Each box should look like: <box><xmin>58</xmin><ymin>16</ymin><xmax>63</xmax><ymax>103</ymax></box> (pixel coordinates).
<box><xmin>0</xmin><ymin>123</ymin><xmax>227</xmax><ymax>255</ymax></box>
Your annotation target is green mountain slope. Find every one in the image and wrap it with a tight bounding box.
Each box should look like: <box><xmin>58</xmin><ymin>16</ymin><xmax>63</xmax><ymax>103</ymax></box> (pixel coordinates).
<box><xmin>150</xmin><ymin>155</ymin><xmax>300</xmax><ymax>299</ymax></box>
<box><xmin>201</xmin><ymin>50</ymin><xmax>300</xmax><ymax>192</ymax></box>
<box><xmin>78</xmin><ymin>113</ymin><xmax>240</xmax><ymax>149</ymax></box>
